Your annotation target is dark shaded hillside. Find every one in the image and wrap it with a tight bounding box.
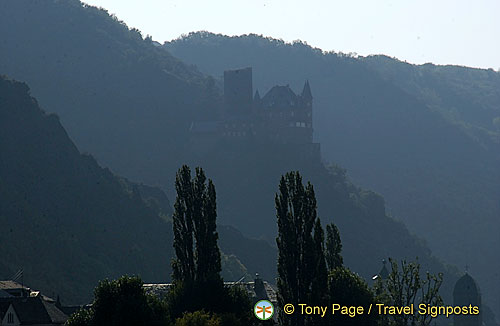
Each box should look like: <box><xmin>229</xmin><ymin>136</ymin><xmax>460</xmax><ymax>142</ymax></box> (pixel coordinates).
<box><xmin>0</xmin><ymin>75</ymin><xmax>280</xmax><ymax>303</ymax></box>
<box><xmin>0</xmin><ymin>76</ymin><xmax>173</xmax><ymax>304</ymax></box>
<box><xmin>0</xmin><ymin>1</ymin><xmax>485</xmax><ymax>316</ymax></box>
<box><xmin>0</xmin><ymin>0</ymin><xmax>220</xmax><ymax>185</ymax></box>
<box><xmin>363</xmin><ymin>55</ymin><xmax>500</xmax><ymax>151</ymax></box>
<box><xmin>164</xmin><ymin>32</ymin><xmax>500</xmax><ymax>317</ymax></box>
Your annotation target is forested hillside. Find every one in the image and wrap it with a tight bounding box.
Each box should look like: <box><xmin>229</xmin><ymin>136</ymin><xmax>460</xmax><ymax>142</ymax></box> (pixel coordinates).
<box><xmin>0</xmin><ymin>0</ymin><xmax>221</xmax><ymax>185</ymax></box>
<box><xmin>363</xmin><ymin>55</ymin><xmax>500</xmax><ymax>152</ymax></box>
<box><xmin>0</xmin><ymin>75</ymin><xmax>173</xmax><ymax>303</ymax></box>
<box><xmin>0</xmin><ymin>0</ymin><xmax>480</xmax><ymax>315</ymax></box>
<box><xmin>0</xmin><ymin>75</ymin><xmax>279</xmax><ymax>303</ymax></box>
<box><xmin>165</xmin><ymin>32</ymin><xmax>500</xmax><ymax>317</ymax></box>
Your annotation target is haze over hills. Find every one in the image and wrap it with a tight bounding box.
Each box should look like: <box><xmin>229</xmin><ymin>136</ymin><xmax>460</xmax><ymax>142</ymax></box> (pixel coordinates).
<box><xmin>0</xmin><ymin>0</ymin><xmax>221</xmax><ymax>186</ymax></box>
<box><xmin>164</xmin><ymin>32</ymin><xmax>500</xmax><ymax>317</ymax></box>
<box><xmin>0</xmin><ymin>75</ymin><xmax>173</xmax><ymax>303</ymax></box>
<box><xmin>0</xmin><ymin>0</ymin><xmax>497</xmax><ymax>322</ymax></box>
<box><xmin>362</xmin><ymin>55</ymin><xmax>500</xmax><ymax>151</ymax></box>
<box><xmin>0</xmin><ymin>74</ymin><xmax>278</xmax><ymax>303</ymax></box>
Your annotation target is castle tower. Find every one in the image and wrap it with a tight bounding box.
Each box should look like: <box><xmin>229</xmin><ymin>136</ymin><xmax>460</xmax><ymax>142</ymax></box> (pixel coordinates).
<box><xmin>453</xmin><ymin>272</ymin><xmax>482</xmax><ymax>326</ymax></box>
<box><xmin>224</xmin><ymin>67</ymin><xmax>253</xmax><ymax>115</ymax></box>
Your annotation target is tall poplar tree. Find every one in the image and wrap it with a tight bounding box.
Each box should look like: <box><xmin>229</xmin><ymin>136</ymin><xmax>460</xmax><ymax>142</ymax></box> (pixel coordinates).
<box><xmin>171</xmin><ymin>165</ymin><xmax>222</xmax><ymax>287</ymax></box>
<box><xmin>169</xmin><ymin>166</ymin><xmax>254</xmax><ymax>325</ymax></box>
<box><xmin>276</xmin><ymin>171</ymin><xmax>327</xmax><ymax>326</ymax></box>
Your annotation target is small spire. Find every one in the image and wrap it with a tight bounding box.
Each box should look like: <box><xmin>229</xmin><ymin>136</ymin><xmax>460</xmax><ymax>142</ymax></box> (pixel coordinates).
<box><xmin>379</xmin><ymin>259</ymin><xmax>389</xmax><ymax>279</ymax></box>
<box><xmin>301</xmin><ymin>80</ymin><xmax>312</xmax><ymax>100</ymax></box>
<box><xmin>254</xmin><ymin>90</ymin><xmax>261</xmax><ymax>101</ymax></box>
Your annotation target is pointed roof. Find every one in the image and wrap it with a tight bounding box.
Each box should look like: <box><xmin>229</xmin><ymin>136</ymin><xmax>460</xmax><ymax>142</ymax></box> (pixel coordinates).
<box><xmin>254</xmin><ymin>90</ymin><xmax>261</xmax><ymax>101</ymax></box>
<box><xmin>301</xmin><ymin>80</ymin><xmax>312</xmax><ymax>100</ymax></box>
<box><xmin>262</xmin><ymin>85</ymin><xmax>298</xmax><ymax>109</ymax></box>
<box><xmin>0</xmin><ymin>297</ymin><xmax>68</xmax><ymax>325</ymax></box>
<box><xmin>378</xmin><ymin>259</ymin><xmax>389</xmax><ymax>279</ymax></box>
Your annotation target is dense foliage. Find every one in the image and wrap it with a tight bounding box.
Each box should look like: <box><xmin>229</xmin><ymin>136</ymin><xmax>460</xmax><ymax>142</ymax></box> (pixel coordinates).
<box><xmin>0</xmin><ymin>0</ymin><xmax>221</xmax><ymax>185</ymax></box>
<box><xmin>275</xmin><ymin>172</ymin><xmax>328</xmax><ymax>326</ymax></box>
<box><xmin>0</xmin><ymin>76</ymin><xmax>173</xmax><ymax>304</ymax></box>
<box><xmin>168</xmin><ymin>166</ymin><xmax>254</xmax><ymax>325</ymax></box>
<box><xmin>66</xmin><ymin>276</ymin><xmax>168</xmax><ymax>326</ymax></box>
<box><xmin>362</xmin><ymin>55</ymin><xmax>500</xmax><ymax>148</ymax></box>
<box><xmin>328</xmin><ymin>267</ymin><xmax>377</xmax><ymax>326</ymax></box>
<box><xmin>172</xmin><ymin>166</ymin><xmax>222</xmax><ymax>286</ymax></box>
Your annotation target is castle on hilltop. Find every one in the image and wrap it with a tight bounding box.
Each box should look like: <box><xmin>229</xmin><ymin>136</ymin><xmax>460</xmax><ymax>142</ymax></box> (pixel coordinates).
<box><xmin>190</xmin><ymin>67</ymin><xmax>320</xmax><ymax>157</ymax></box>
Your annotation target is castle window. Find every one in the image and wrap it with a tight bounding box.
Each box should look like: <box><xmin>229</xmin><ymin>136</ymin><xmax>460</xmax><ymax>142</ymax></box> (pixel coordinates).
<box><xmin>291</xmin><ymin>111</ymin><xmax>295</xmax><ymax>117</ymax></box>
<box><xmin>301</xmin><ymin>122</ymin><xmax>306</xmax><ymax>127</ymax></box>
<box><xmin>296</xmin><ymin>122</ymin><xmax>301</xmax><ymax>127</ymax></box>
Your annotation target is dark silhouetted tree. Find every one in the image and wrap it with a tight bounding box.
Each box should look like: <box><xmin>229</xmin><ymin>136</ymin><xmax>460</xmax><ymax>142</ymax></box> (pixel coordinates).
<box><xmin>66</xmin><ymin>276</ymin><xmax>167</xmax><ymax>326</ymax></box>
<box><xmin>168</xmin><ymin>166</ymin><xmax>254</xmax><ymax>325</ymax></box>
<box><xmin>276</xmin><ymin>171</ymin><xmax>327</xmax><ymax>326</ymax></box>
<box><xmin>328</xmin><ymin>267</ymin><xmax>377</xmax><ymax>326</ymax></box>
<box><xmin>171</xmin><ymin>165</ymin><xmax>222</xmax><ymax>287</ymax></box>
<box><xmin>325</xmin><ymin>223</ymin><xmax>343</xmax><ymax>271</ymax></box>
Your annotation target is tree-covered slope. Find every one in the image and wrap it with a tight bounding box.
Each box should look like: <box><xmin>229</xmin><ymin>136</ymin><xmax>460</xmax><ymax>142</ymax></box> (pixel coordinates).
<box><xmin>0</xmin><ymin>75</ymin><xmax>174</xmax><ymax>304</ymax></box>
<box><xmin>164</xmin><ymin>32</ymin><xmax>500</xmax><ymax>317</ymax></box>
<box><xmin>0</xmin><ymin>0</ymin><xmax>221</xmax><ymax>184</ymax></box>
<box><xmin>0</xmin><ymin>75</ymin><xmax>279</xmax><ymax>303</ymax></box>
<box><xmin>0</xmin><ymin>1</ymin><xmax>484</xmax><ymax>315</ymax></box>
<box><xmin>362</xmin><ymin>55</ymin><xmax>500</xmax><ymax>151</ymax></box>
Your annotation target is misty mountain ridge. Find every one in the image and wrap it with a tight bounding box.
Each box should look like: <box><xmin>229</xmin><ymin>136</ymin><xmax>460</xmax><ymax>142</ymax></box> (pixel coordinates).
<box><xmin>0</xmin><ymin>1</ymin><xmax>497</xmax><ymax>322</ymax></box>
<box><xmin>0</xmin><ymin>75</ymin><xmax>277</xmax><ymax>303</ymax></box>
<box><xmin>165</xmin><ymin>31</ymin><xmax>500</xmax><ymax>318</ymax></box>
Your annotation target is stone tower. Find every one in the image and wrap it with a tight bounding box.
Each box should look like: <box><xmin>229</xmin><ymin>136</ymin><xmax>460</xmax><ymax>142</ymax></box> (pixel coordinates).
<box><xmin>223</xmin><ymin>67</ymin><xmax>253</xmax><ymax>115</ymax></box>
<box><xmin>453</xmin><ymin>273</ymin><xmax>482</xmax><ymax>326</ymax></box>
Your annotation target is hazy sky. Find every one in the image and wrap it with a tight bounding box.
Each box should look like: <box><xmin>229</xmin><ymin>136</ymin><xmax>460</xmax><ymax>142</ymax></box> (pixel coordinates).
<box><xmin>83</xmin><ymin>0</ymin><xmax>500</xmax><ymax>70</ymax></box>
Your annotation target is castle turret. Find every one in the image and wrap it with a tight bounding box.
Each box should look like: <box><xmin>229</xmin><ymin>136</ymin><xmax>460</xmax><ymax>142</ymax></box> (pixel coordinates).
<box><xmin>254</xmin><ymin>89</ymin><xmax>261</xmax><ymax>101</ymax></box>
<box><xmin>301</xmin><ymin>80</ymin><xmax>313</xmax><ymax>104</ymax></box>
<box><xmin>253</xmin><ymin>89</ymin><xmax>262</xmax><ymax>109</ymax></box>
